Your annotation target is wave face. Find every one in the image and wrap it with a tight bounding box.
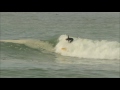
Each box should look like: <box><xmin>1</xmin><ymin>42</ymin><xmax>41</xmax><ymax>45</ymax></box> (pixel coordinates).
<box><xmin>55</xmin><ymin>35</ymin><xmax>120</xmax><ymax>60</ymax></box>
<box><xmin>0</xmin><ymin>39</ymin><xmax>54</xmax><ymax>53</ymax></box>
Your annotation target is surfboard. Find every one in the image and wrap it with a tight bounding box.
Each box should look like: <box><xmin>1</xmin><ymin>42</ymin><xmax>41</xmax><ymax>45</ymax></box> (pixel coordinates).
<box><xmin>61</xmin><ymin>48</ymin><xmax>67</xmax><ymax>51</ymax></box>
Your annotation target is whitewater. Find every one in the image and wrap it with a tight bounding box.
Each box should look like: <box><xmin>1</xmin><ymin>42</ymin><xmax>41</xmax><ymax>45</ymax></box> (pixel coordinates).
<box><xmin>55</xmin><ymin>35</ymin><xmax>120</xmax><ymax>59</ymax></box>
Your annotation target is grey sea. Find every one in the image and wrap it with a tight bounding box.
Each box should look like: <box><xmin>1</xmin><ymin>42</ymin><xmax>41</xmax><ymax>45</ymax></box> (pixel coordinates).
<box><xmin>0</xmin><ymin>12</ymin><xmax>120</xmax><ymax>78</ymax></box>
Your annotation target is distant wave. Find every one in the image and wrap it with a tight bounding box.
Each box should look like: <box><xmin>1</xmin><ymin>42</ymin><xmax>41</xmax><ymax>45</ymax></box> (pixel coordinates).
<box><xmin>55</xmin><ymin>35</ymin><xmax>120</xmax><ymax>60</ymax></box>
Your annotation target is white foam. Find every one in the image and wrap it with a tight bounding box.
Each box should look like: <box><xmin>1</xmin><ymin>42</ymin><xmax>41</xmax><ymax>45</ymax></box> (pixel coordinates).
<box><xmin>55</xmin><ymin>35</ymin><xmax>120</xmax><ymax>59</ymax></box>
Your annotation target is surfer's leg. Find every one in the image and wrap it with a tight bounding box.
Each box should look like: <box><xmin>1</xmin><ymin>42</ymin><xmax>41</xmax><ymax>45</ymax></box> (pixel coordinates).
<box><xmin>70</xmin><ymin>39</ymin><xmax>73</xmax><ymax>43</ymax></box>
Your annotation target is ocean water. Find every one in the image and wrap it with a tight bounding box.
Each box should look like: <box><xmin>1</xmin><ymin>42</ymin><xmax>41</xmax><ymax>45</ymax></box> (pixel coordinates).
<box><xmin>0</xmin><ymin>12</ymin><xmax>120</xmax><ymax>78</ymax></box>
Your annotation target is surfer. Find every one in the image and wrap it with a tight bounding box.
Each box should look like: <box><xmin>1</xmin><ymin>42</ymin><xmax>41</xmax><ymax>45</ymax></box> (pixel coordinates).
<box><xmin>66</xmin><ymin>35</ymin><xmax>74</xmax><ymax>43</ymax></box>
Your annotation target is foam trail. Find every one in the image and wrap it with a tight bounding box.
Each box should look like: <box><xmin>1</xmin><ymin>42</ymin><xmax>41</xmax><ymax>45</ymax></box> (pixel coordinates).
<box><xmin>0</xmin><ymin>39</ymin><xmax>54</xmax><ymax>52</ymax></box>
<box><xmin>55</xmin><ymin>35</ymin><xmax>120</xmax><ymax>60</ymax></box>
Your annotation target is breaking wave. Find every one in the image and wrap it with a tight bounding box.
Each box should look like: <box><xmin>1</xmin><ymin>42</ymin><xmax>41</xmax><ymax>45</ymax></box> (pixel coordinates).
<box><xmin>1</xmin><ymin>35</ymin><xmax>120</xmax><ymax>60</ymax></box>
